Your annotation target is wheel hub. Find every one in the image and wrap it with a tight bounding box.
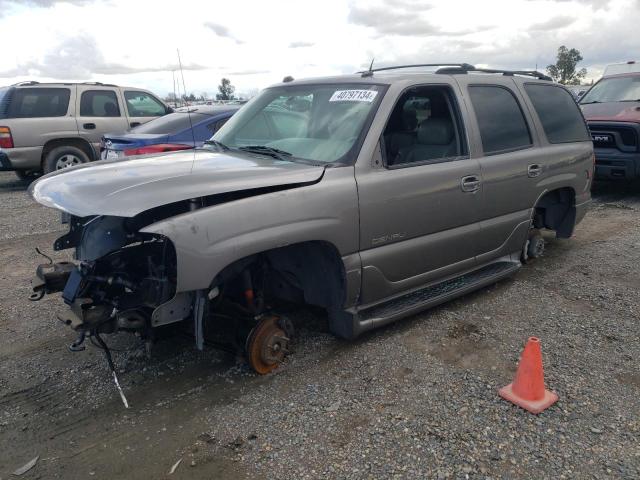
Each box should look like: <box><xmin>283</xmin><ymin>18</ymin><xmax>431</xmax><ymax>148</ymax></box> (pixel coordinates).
<box><xmin>56</xmin><ymin>154</ymin><xmax>82</xmax><ymax>170</ymax></box>
<box><xmin>246</xmin><ymin>315</ymin><xmax>290</xmax><ymax>374</ymax></box>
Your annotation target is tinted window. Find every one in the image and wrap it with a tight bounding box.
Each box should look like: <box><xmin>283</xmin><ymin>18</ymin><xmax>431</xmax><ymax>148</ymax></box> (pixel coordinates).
<box><xmin>469</xmin><ymin>86</ymin><xmax>531</xmax><ymax>154</ymax></box>
<box><xmin>207</xmin><ymin>117</ymin><xmax>230</xmax><ymax>134</ymax></box>
<box><xmin>132</xmin><ymin>112</ymin><xmax>207</xmax><ymax>134</ymax></box>
<box><xmin>80</xmin><ymin>90</ymin><xmax>120</xmax><ymax>117</ymax></box>
<box><xmin>124</xmin><ymin>91</ymin><xmax>166</xmax><ymax>117</ymax></box>
<box><xmin>382</xmin><ymin>86</ymin><xmax>466</xmax><ymax>166</ymax></box>
<box><xmin>525</xmin><ymin>84</ymin><xmax>590</xmax><ymax>143</ymax></box>
<box><xmin>6</xmin><ymin>88</ymin><xmax>70</xmax><ymax>118</ymax></box>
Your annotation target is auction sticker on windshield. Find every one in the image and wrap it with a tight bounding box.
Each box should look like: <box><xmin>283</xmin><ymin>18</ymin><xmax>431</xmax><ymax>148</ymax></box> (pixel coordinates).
<box><xmin>329</xmin><ymin>90</ymin><xmax>378</xmax><ymax>102</ymax></box>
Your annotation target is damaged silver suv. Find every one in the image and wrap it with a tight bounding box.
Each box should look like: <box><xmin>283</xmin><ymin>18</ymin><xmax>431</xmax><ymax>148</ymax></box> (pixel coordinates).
<box><xmin>30</xmin><ymin>64</ymin><xmax>593</xmax><ymax>378</ymax></box>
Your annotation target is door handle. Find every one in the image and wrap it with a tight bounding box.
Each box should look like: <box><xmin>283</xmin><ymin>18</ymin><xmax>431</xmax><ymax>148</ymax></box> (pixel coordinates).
<box><xmin>461</xmin><ymin>175</ymin><xmax>481</xmax><ymax>193</ymax></box>
<box><xmin>130</xmin><ymin>122</ymin><xmax>141</xmax><ymax>128</ymax></box>
<box><xmin>83</xmin><ymin>123</ymin><xmax>96</xmax><ymax>130</ymax></box>
<box><xmin>528</xmin><ymin>164</ymin><xmax>542</xmax><ymax>178</ymax></box>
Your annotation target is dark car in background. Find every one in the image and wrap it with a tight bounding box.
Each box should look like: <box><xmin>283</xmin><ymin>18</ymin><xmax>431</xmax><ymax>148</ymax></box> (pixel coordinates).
<box><xmin>100</xmin><ymin>105</ymin><xmax>240</xmax><ymax>159</ymax></box>
<box><xmin>580</xmin><ymin>66</ymin><xmax>640</xmax><ymax>181</ymax></box>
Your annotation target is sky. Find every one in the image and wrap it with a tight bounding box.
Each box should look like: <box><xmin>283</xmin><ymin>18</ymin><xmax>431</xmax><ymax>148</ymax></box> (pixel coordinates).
<box><xmin>0</xmin><ymin>0</ymin><xmax>638</xmax><ymax>98</ymax></box>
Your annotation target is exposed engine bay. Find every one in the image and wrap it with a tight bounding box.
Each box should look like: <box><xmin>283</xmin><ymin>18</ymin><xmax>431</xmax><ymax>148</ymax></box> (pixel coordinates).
<box><xmin>32</xmin><ymin>215</ymin><xmax>177</xmax><ymax>335</ymax></box>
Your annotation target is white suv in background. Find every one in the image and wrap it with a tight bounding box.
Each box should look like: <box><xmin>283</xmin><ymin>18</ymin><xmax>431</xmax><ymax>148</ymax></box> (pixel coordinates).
<box><xmin>0</xmin><ymin>81</ymin><xmax>172</xmax><ymax>179</ymax></box>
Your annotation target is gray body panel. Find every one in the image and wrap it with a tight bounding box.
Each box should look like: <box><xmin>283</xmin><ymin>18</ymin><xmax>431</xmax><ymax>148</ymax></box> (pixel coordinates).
<box><xmin>142</xmin><ymin>167</ymin><xmax>359</xmax><ymax>293</ymax></box>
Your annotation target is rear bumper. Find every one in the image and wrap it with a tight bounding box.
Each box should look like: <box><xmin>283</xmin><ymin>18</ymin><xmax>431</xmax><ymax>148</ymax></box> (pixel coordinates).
<box><xmin>0</xmin><ymin>146</ymin><xmax>43</xmax><ymax>170</ymax></box>
<box><xmin>593</xmin><ymin>148</ymin><xmax>640</xmax><ymax>180</ymax></box>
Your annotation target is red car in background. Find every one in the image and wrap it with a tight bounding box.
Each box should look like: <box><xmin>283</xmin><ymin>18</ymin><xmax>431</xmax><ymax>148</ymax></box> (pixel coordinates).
<box><xmin>580</xmin><ymin>61</ymin><xmax>640</xmax><ymax>181</ymax></box>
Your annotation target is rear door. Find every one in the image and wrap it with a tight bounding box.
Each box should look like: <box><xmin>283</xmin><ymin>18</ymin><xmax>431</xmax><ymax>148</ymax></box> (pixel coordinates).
<box><xmin>122</xmin><ymin>90</ymin><xmax>168</xmax><ymax>128</ymax></box>
<box><xmin>76</xmin><ymin>86</ymin><xmax>129</xmax><ymax>153</ymax></box>
<box><xmin>356</xmin><ymin>81</ymin><xmax>483</xmax><ymax>304</ymax></box>
<box><xmin>454</xmin><ymin>77</ymin><xmax>542</xmax><ymax>261</ymax></box>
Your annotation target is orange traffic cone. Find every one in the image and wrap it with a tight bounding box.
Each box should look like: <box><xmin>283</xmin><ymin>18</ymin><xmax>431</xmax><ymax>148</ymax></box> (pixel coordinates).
<box><xmin>499</xmin><ymin>337</ymin><xmax>558</xmax><ymax>414</ymax></box>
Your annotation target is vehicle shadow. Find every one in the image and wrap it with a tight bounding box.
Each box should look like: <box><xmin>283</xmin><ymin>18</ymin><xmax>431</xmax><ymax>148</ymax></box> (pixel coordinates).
<box><xmin>0</xmin><ymin>172</ymin><xmax>36</xmax><ymax>192</ymax></box>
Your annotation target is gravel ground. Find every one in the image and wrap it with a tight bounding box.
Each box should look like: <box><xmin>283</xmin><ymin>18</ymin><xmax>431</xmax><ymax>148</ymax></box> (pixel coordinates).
<box><xmin>0</xmin><ymin>170</ymin><xmax>639</xmax><ymax>479</ymax></box>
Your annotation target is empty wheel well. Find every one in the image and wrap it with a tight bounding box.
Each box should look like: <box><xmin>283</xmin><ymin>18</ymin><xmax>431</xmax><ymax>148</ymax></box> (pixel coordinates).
<box><xmin>41</xmin><ymin>138</ymin><xmax>96</xmax><ymax>166</ymax></box>
<box><xmin>212</xmin><ymin>241</ymin><xmax>350</xmax><ymax>336</ymax></box>
<box><xmin>533</xmin><ymin>187</ymin><xmax>576</xmax><ymax>239</ymax></box>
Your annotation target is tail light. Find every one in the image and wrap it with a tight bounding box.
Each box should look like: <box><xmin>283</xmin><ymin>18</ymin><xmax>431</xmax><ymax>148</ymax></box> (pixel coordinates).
<box><xmin>0</xmin><ymin>126</ymin><xmax>14</xmax><ymax>149</ymax></box>
<box><xmin>123</xmin><ymin>143</ymin><xmax>192</xmax><ymax>157</ymax></box>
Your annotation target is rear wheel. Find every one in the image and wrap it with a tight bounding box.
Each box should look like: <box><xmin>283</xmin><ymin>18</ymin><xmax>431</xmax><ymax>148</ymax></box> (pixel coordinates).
<box><xmin>43</xmin><ymin>146</ymin><xmax>90</xmax><ymax>174</ymax></box>
<box><xmin>522</xmin><ymin>228</ymin><xmax>545</xmax><ymax>263</ymax></box>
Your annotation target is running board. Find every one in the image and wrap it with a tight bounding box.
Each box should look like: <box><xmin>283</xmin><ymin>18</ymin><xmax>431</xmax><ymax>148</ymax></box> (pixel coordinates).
<box><xmin>355</xmin><ymin>261</ymin><xmax>520</xmax><ymax>334</ymax></box>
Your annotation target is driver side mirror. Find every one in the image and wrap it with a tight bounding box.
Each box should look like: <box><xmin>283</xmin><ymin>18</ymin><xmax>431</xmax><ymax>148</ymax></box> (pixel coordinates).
<box><xmin>166</xmin><ymin>106</ymin><xmax>174</xmax><ymax>114</ymax></box>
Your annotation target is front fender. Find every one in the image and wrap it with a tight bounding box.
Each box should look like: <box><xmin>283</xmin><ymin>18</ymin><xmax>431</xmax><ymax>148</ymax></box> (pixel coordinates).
<box><xmin>141</xmin><ymin>167</ymin><xmax>359</xmax><ymax>292</ymax></box>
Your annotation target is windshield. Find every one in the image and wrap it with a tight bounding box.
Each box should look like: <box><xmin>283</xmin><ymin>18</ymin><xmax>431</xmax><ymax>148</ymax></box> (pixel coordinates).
<box><xmin>212</xmin><ymin>83</ymin><xmax>386</xmax><ymax>164</ymax></box>
<box><xmin>580</xmin><ymin>76</ymin><xmax>640</xmax><ymax>103</ymax></box>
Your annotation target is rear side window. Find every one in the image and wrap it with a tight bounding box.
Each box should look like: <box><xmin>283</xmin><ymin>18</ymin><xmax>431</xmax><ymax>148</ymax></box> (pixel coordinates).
<box><xmin>132</xmin><ymin>112</ymin><xmax>207</xmax><ymax>134</ymax></box>
<box><xmin>6</xmin><ymin>88</ymin><xmax>70</xmax><ymax>118</ymax></box>
<box><xmin>124</xmin><ymin>91</ymin><xmax>166</xmax><ymax>117</ymax></box>
<box><xmin>469</xmin><ymin>86</ymin><xmax>532</xmax><ymax>154</ymax></box>
<box><xmin>524</xmin><ymin>84</ymin><xmax>590</xmax><ymax>143</ymax></box>
<box><xmin>207</xmin><ymin>117</ymin><xmax>230</xmax><ymax>134</ymax></box>
<box><xmin>80</xmin><ymin>90</ymin><xmax>120</xmax><ymax>117</ymax></box>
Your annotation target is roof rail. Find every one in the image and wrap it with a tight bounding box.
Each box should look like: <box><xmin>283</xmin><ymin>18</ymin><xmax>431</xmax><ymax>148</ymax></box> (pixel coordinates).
<box><xmin>357</xmin><ymin>63</ymin><xmax>552</xmax><ymax>81</ymax></box>
<box><xmin>358</xmin><ymin>63</ymin><xmax>475</xmax><ymax>76</ymax></box>
<box><xmin>462</xmin><ymin>67</ymin><xmax>552</xmax><ymax>81</ymax></box>
<box><xmin>82</xmin><ymin>81</ymin><xmax>117</xmax><ymax>87</ymax></box>
<box><xmin>16</xmin><ymin>80</ymin><xmax>40</xmax><ymax>86</ymax></box>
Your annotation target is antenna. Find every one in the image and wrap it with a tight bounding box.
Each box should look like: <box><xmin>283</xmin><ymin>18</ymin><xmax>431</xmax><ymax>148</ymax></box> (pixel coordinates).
<box><xmin>177</xmin><ymin>48</ymin><xmax>197</xmax><ymax>152</ymax></box>
<box><xmin>172</xmin><ymin>70</ymin><xmax>177</xmax><ymax>107</ymax></box>
<box><xmin>361</xmin><ymin>58</ymin><xmax>375</xmax><ymax>77</ymax></box>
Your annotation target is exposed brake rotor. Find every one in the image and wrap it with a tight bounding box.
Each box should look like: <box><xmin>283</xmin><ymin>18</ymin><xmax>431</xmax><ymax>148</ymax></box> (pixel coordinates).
<box><xmin>245</xmin><ymin>315</ymin><xmax>291</xmax><ymax>374</ymax></box>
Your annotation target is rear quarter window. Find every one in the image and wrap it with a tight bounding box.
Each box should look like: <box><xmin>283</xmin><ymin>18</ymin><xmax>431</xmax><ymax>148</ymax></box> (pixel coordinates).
<box><xmin>5</xmin><ymin>88</ymin><xmax>70</xmax><ymax>118</ymax></box>
<box><xmin>131</xmin><ymin>112</ymin><xmax>206</xmax><ymax>134</ymax></box>
<box><xmin>468</xmin><ymin>85</ymin><xmax>532</xmax><ymax>155</ymax></box>
<box><xmin>524</xmin><ymin>84</ymin><xmax>590</xmax><ymax>143</ymax></box>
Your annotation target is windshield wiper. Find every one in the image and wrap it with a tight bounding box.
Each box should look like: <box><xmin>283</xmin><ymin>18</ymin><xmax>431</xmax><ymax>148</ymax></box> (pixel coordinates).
<box><xmin>203</xmin><ymin>139</ymin><xmax>229</xmax><ymax>151</ymax></box>
<box><xmin>238</xmin><ymin>145</ymin><xmax>294</xmax><ymax>161</ymax></box>
<box><xmin>580</xmin><ymin>100</ymin><xmax>600</xmax><ymax>104</ymax></box>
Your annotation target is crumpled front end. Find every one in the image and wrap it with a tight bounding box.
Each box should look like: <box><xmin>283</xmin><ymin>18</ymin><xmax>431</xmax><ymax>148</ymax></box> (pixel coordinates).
<box><xmin>32</xmin><ymin>215</ymin><xmax>179</xmax><ymax>338</ymax></box>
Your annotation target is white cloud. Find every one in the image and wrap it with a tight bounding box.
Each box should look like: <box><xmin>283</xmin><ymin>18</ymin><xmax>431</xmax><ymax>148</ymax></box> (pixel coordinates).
<box><xmin>0</xmin><ymin>0</ymin><xmax>637</xmax><ymax>96</ymax></box>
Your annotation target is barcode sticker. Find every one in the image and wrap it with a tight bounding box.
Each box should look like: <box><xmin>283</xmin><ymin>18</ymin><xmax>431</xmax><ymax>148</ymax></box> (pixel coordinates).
<box><xmin>329</xmin><ymin>90</ymin><xmax>378</xmax><ymax>102</ymax></box>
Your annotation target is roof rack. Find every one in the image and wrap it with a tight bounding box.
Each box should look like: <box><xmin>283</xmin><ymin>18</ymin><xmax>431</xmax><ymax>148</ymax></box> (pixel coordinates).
<box><xmin>82</xmin><ymin>81</ymin><xmax>117</xmax><ymax>87</ymax></box>
<box><xmin>359</xmin><ymin>63</ymin><xmax>475</xmax><ymax>76</ymax></box>
<box><xmin>358</xmin><ymin>63</ymin><xmax>552</xmax><ymax>81</ymax></box>
<box><xmin>16</xmin><ymin>80</ymin><xmax>40</xmax><ymax>86</ymax></box>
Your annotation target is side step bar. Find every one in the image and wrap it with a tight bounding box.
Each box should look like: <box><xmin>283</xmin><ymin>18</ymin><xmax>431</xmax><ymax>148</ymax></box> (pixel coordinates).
<box><xmin>354</xmin><ymin>261</ymin><xmax>520</xmax><ymax>335</ymax></box>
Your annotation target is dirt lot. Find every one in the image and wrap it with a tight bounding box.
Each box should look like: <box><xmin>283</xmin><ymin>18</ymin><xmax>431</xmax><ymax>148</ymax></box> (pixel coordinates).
<box><xmin>0</xmin><ymin>171</ymin><xmax>639</xmax><ymax>479</ymax></box>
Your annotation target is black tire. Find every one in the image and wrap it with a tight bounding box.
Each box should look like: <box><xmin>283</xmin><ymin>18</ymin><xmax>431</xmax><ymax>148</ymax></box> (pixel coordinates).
<box><xmin>43</xmin><ymin>145</ymin><xmax>90</xmax><ymax>174</ymax></box>
<box><xmin>14</xmin><ymin>170</ymin><xmax>40</xmax><ymax>181</ymax></box>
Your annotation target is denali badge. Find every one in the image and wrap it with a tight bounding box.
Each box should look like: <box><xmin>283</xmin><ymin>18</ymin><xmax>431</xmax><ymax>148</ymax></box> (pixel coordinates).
<box><xmin>592</xmin><ymin>134</ymin><xmax>613</xmax><ymax>143</ymax></box>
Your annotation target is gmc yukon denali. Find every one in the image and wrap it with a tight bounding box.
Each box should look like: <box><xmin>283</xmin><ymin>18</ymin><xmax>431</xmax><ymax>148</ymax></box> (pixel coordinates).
<box><xmin>29</xmin><ymin>64</ymin><xmax>593</xmax><ymax>388</ymax></box>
